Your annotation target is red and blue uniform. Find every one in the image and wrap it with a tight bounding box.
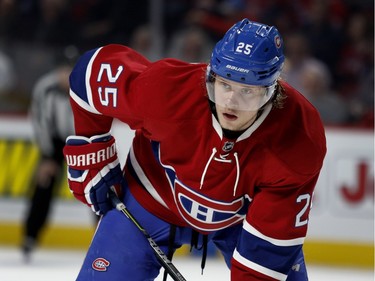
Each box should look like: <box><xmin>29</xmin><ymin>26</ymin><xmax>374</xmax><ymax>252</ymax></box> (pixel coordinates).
<box><xmin>68</xmin><ymin>44</ymin><xmax>326</xmax><ymax>280</ymax></box>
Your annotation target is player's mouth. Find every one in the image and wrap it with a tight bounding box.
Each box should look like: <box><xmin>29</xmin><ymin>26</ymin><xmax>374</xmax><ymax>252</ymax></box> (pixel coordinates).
<box><xmin>222</xmin><ymin>112</ymin><xmax>238</xmax><ymax>121</ymax></box>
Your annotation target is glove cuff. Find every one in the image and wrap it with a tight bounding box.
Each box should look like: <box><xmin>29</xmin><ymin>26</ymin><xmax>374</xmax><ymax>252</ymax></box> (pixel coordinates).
<box><xmin>64</xmin><ymin>137</ymin><xmax>117</xmax><ymax>170</ymax></box>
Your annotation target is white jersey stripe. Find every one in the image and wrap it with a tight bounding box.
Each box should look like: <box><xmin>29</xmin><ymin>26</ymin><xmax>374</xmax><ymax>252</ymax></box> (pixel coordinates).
<box><xmin>238</xmin><ymin>103</ymin><xmax>272</xmax><ymax>141</ymax></box>
<box><xmin>70</xmin><ymin>89</ymin><xmax>101</xmax><ymax>114</ymax></box>
<box><xmin>243</xmin><ymin>220</ymin><xmax>305</xmax><ymax>246</ymax></box>
<box><xmin>85</xmin><ymin>47</ymin><xmax>102</xmax><ymax>112</ymax></box>
<box><xmin>233</xmin><ymin>249</ymin><xmax>287</xmax><ymax>281</ymax></box>
<box><xmin>129</xmin><ymin>146</ymin><xmax>169</xmax><ymax>209</ymax></box>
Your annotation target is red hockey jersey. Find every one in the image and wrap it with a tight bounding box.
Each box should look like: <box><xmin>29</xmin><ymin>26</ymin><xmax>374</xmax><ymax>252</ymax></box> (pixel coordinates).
<box><xmin>69</xmin><ymin>44</ymin><xmax>326</xmax><ymax>280</ymax></box>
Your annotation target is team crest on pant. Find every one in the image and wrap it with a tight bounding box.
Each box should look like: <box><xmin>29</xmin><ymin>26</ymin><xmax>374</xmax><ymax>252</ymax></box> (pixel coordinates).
<box><xmin>174</xmin><ymin>179</ymin><xmax>246</xmax><ymax>231</ymax></box>
<box><xmin>92</xmin><ymin>257</ymin><xmax>110</xmax><ymax>271</ymax></box>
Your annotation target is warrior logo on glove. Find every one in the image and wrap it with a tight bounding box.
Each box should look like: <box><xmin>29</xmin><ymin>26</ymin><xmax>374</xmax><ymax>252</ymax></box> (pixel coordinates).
<box><xmin>63</xmin><ymin>133</ymin><xmax>124</xmax><ymax>215</ymax></box>
<box><xmin>65</xmin><ymin>141</ymin><xmax>116</xmax><ymax>168</ymax></box>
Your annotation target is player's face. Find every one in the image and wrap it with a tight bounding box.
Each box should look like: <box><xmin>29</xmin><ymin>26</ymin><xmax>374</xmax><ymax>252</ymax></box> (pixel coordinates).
<box><xmin>215</xmin><ymin>102</ymin><xmax>258</xmax><ymax>131</ymax></box>
<box><xmin>209</xmin><ymin>76</ymin><xmax>272</xmax><ymax>131</ymax></box>
<box><xmin>212</xmin><ymin>76</ymin><xmax>272</xmax><ymax>111</ymax></box>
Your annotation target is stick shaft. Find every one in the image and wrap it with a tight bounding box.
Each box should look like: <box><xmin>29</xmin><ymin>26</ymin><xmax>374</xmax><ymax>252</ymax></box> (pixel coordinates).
<box><xmin>109</xmin><ymin>190</ymin><xmax>187</xmax><ymax>281</ymax></box>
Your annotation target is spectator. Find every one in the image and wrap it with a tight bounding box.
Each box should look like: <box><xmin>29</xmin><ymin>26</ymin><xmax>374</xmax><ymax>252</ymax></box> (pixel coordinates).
<box><xmin>300</xmin><ymin>0</ymin><xmax>346</xmax><ymax>85</ymax></box>
<box><xmin>0</xmin><ymin>47</ymin><xmax>19</xmax><ymax>112</ymax></box>
<box><xmin>129</xmin><ymin>24</ymin><xmax>160</xmax><ymax>61</ymax></box>
<box><xmin>335</xmin><ymin>10</ymin><xmax>374</xmax><ymax>126</ymax></box>
<box><xmin>281</xmin><ymin>31</ymin><xmax>329</xmax><ymax>94</ymax></box>
<box><xmin>167</xmin><ymin>26</ymin><xmax>214</xmax><ymax>62</ymax></box>
<box><xmin>299</xmin><ymin>62</ymin><xmax>350</xmax><ymax>125</ymax></box>
<box><xmin>0</xmin><ymin>48</ymin><xmax>16</xmax><ymax>96</ymax></box>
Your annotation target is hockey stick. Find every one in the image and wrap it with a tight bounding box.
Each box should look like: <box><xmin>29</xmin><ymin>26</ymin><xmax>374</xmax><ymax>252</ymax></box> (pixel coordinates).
<box><xmin>108</xmin><ymin>189</ymin><xmax>187</xmax><ymax>281</ymax></box>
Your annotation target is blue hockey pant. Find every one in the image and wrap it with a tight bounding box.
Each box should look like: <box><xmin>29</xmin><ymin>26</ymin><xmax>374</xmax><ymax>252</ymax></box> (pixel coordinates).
<box><xmin>76</xmin><ymin>188</ymin><xmax>308</xmax><ymax>281</ymax></box>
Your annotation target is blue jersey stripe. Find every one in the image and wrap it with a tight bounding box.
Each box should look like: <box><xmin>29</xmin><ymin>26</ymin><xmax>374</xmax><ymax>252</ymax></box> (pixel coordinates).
<box><xmin>237</xmin><ymin>226</ymin><xmax>302</xmax><ymax>275</ymax></box>
<box><xmin>69</xmin><ymin>48</ymin><xmax>99</xmax><ymax>105</ymax></box>
<box><xmin>151</xmin><ymin>140</ymin><xmax>176</xmax><ymax>187</ymax></box>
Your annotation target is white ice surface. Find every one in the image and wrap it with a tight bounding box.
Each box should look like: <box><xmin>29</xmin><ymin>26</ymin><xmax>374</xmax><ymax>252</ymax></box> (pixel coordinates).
<box><xmin>0</xmin><ymin>246</ymin><xmax>373</xmax><ymax>281</ymax></box>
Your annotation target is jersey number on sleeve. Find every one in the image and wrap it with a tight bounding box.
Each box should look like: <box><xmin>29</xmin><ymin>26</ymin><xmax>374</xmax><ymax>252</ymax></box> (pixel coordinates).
<box><xmin>97</xmin><ymin>63</ymin><xmax>124</xmax><ymax>108</ymax></box>
<box><xmin>295</xmin><ymin>193</ymin><xmax>311</xmax><ymax>227</ymax></box>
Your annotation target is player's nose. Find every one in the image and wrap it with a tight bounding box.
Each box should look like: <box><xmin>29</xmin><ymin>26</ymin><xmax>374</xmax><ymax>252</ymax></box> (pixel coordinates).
<box><xmin>224</xmin><ymin>91</ymin><xmax>240</xmax><ymax>109</ymax></box>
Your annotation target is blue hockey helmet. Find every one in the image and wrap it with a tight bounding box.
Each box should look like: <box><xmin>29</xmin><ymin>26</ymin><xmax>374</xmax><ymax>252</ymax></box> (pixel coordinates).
<box><xmin>209</xmin><ymin>18</ymin><xmax>285</xmax><ymax>87</ymax></box>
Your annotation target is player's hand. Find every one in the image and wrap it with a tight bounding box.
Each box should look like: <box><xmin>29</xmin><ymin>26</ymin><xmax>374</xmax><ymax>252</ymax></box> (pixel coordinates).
<box><xmin>63</xmin><ymin>132</ymin><xmax>123</xmax><ymax>215</ymax></box>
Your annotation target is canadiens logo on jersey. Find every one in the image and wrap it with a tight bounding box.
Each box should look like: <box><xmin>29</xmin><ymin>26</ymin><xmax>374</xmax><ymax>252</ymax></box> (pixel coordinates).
<box><xmin>174</xmin><ymin>179</ymin><xmax>246</xmax><ymax>232</ymax></box>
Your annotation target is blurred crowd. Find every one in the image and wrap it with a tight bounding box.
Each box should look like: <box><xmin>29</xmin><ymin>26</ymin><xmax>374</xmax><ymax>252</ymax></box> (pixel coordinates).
<box><xmin>0</xmin><ymin>0</ymin><xmax>373</xmax><ymax>128</ymax></box>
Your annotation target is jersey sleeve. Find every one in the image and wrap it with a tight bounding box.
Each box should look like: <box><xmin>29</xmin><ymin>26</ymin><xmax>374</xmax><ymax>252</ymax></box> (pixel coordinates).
<box><xmin>68</xmin><ymin>44</ymin><xmax>151</xmax><ymax>136</ymax></box>
<box><xmin>231</xmin><ymin>174</ymin><xmax>319</xmax><ymax>280</ymax></box>
<box><xmin>69</xmin><ymin>44</ymin><xmax>207</xmax><ymax>140</ymax></box>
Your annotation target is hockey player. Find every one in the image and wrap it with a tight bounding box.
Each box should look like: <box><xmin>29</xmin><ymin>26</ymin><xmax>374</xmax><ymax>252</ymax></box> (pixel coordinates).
<box><xmin>63</xmin><ymin>19</ymin><xmax>326</xmax><ymax>280</ymax></box>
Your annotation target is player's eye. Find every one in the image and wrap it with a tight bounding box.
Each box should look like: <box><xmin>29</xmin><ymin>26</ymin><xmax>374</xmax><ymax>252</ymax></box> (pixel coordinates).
<box><xmin>220</xmin><ymin>81</ymin><xmax>232</xmax><ymax>90</ymax></box>
<box><xmin>240</xmin><ymin>87</ymin><xmax>265</xmax><ymax>96</ymax></box>
<box><xmin>240</xmin><ymin>88</ymin><xmax>253</xmax><ymax>95</ymax></box>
